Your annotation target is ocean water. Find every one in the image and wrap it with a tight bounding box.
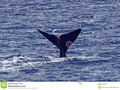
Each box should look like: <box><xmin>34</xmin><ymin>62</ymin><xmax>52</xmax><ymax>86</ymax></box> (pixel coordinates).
<box><xmin>0</xmin><ymin>0</ymin><xmax>120</xmax><ymax>81</ymax></box>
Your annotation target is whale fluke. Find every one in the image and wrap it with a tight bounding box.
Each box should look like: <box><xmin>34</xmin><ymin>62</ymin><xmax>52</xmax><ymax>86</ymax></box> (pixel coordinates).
<box><xmin>38</xmin><ymin>29</ymin><xmax>81</xmax><ymax>57</ymax></box>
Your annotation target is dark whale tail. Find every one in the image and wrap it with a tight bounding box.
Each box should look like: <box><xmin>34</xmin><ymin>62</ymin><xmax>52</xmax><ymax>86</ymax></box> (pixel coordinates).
<box><xmin>38</xmin><ymin>29</ymin><xmax>81</xmax><ymax>57</ymax></box>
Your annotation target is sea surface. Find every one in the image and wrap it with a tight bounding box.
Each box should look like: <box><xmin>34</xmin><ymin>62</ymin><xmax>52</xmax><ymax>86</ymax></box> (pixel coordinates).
<box><xmin>0</xmin><ymin>0</ymin><xmax>120</xmax><ymax>81</ymax></box>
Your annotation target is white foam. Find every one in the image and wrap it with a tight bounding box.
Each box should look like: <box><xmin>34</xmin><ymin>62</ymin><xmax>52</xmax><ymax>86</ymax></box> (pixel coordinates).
<box><xmin>48</xmin><ymin>57</ymin><xmax>67</xmax><ymax>62</ymax></box>
<box><xmin>47</xmin><ymin>55</ymin><xmax>90</xmax><ymax>63</ymax></box>
<box><xmin>47</xmin><ymin>55</ymin><xmax>111</xmax><ymax>63</ymax></box>
<box><xmin>0</xmin><ymin>55</ymin><xmax>111</xmax><ymax>73</ymax></box>
<box><xmin>0</xmin><ymin>56</ymin><xmax>36</xmax><ymax>72</ymax></box>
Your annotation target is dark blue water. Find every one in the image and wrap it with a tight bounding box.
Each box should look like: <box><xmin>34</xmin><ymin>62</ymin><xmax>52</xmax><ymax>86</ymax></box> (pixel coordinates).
<box><xmin>0</xmin><ymin>0</ymin><xmax>120</xmax><ymax>81</ymax></box>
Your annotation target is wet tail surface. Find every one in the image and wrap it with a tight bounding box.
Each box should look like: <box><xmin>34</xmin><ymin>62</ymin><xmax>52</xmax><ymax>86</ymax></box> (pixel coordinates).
<box><xmin>38</xmin><ymin>29</ymin><xmax>81</xmax><ymax>57</ymax></box>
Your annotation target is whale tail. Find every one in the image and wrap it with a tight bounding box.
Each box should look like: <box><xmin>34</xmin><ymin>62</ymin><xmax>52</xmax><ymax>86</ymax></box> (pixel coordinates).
<box><xmin>38</xmin><ymin>29</ymin><xmax>81</xmax><ymax>57</ymax></box>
